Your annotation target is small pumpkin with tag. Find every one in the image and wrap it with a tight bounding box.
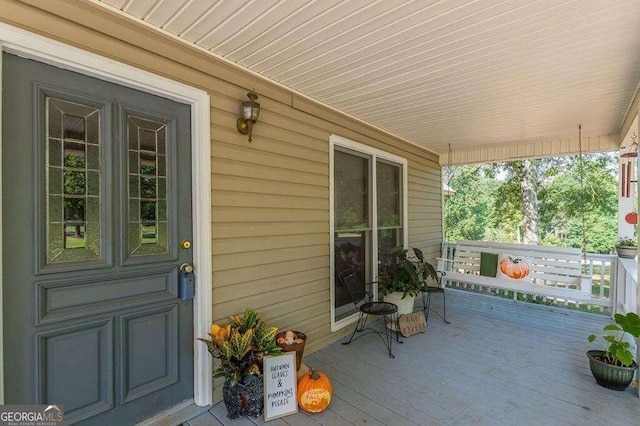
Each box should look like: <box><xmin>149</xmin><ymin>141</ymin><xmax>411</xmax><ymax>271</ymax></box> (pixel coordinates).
<box><xmin>297</xmin><ymin>369</ymin><xmax>332</xmax><ymax>413</ymax></box>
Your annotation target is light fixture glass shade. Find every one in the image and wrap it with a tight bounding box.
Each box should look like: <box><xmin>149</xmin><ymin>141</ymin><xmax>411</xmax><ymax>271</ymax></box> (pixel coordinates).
<box><xmin>237</xmin><ymin>91</ymin><xmax>260</xmax><ymax>142</ymax></box>
<box><xmin>241</xmin><ymin>100</ymin><xmax>260</xmax><ymax>122</ymax></box>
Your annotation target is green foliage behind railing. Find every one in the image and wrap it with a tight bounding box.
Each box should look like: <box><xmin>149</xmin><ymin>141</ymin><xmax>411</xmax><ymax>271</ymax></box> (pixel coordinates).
<box><xmin>444</xmin><ymin>154</ymin><xmax>620</xmax><ymax>253</ymax></box>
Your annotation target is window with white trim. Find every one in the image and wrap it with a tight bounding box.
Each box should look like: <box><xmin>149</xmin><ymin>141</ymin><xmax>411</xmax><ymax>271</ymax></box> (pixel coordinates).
<box><xmin>330</xmin><ymin>135</ymin><xmax>408</xmax><ymax>330</ymax></box>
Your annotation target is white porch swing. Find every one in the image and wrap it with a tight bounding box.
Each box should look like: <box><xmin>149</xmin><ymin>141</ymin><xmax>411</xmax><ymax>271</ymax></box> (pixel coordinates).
<box><xmin>438</xmin><ymin>126</ymin><xmax>609</xmax><ymax>307</ymax></box>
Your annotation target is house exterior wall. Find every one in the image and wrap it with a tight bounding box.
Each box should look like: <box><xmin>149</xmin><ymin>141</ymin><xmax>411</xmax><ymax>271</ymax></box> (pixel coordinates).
<box><xmin>0</xmin><ymin>0</ymin><xmax>441</xmax><ymax>396</ymax></box>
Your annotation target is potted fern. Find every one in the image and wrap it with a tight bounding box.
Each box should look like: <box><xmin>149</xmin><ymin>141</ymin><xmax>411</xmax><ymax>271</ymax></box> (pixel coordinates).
<box><xmin>199</xmin><ymin>309</ymin><xmax>281</xmax><ymax>419</ymax></box>
<box><xmin>587</xmin><ymin>312</ymin><xmax>640</xmax><ymax>391</ymax></box>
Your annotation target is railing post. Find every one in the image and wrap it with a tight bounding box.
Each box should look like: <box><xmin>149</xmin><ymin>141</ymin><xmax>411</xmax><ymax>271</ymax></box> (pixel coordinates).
<box><xmin>584</xmin><ymin>253</ymin><xmax>616</xmax><ymax>312</ymax></box>
<box><xmin>636</xmin><ymin>259</ymin><xmax>640</xmax><ymax>399</ymax></box>
<box><xmin>637</xmin><ymin>337</ymin><xmax>640</xmax><ymax>398</ymax></box>
<box><xmin>609</xmin><ymin>259</ymin><xmax>624</xmax><ymax>314</ymax></box>
<box><xmin>631</xmin><ymin>271</ymin><xmax>638</xmax><ymax>315</ymax></box>
<box><xmin>628</xmin><ymin>275</ymin><xmax>632</xmax><ymax>312</ymax></box>
<box><xmin>613</xmin><ymin>257</ymin><xmax>638</xmax><ymax>315</ymax></box>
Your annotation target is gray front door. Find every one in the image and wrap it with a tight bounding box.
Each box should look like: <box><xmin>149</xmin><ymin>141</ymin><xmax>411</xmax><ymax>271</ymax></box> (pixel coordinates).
<box><xmin>2</xmin><ymin>53</ymin><xmax>194</xmax><ymax>425</ymax></box>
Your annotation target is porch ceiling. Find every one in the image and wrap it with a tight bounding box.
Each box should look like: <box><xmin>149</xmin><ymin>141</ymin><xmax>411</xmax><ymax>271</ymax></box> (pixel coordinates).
<box><xmin>97</xmin><ymin>0</ymin><xmax>640</xmax><ymax>159</ymax></box>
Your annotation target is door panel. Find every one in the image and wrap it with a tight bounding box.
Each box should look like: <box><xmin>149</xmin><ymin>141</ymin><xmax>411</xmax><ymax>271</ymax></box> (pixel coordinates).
<box><xmin>37</xmin><ymin>267</ymin><xmax>177</xmax><ymax>324</ymax></box>
<box><xmin>3</xmin><ymin>53</ymin><xmax>194</xmax><ymax>425</ymax></box>
<box><xmin>120</xmin><ymin>305</ymin><xmax>178</xmax><ymax>404</ymax></box>
<box><xmin>36</xmin><ymin>320</ymin><xmax>114</xmax><ymax>420</ymax></box>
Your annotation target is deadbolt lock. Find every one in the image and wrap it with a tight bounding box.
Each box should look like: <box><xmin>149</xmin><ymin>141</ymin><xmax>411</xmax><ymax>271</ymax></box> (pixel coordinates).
<box><xmin>181</xmin><ymin>240</ymin><xmax>192</xmax><ymax>249</ymax></box>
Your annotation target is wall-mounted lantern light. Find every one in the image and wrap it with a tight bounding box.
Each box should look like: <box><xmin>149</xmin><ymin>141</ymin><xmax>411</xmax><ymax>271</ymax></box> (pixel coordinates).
<box><xmin>237</xmin><ymin>91</ymin><xmax>260</xmax><ymax>142</ymax></box>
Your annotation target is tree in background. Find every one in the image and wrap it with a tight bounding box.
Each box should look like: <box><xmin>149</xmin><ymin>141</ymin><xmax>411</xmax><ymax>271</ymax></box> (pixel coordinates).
<box><xmin>486</xmin><ymin>168</ymin><xmax>521</xmax><ymax>242</ymax></box>
<box><xmin>516</xmin><ymin>159</ymin><xmax>540</xmax><ymax>245</ymax></box>
<box><xmin>444</xmin><ymin>153</ymin><xmax>618</xmax><ymax>253</ymax></box>
<box><xmin>444</xmin><ymin>165</ymin><xmax>494</xmax><ymax>242</ymax></box>
<box><xmin>485</xmin><ymin>160</ymin><xmax>541</xmax><ymax>244</ymax></box>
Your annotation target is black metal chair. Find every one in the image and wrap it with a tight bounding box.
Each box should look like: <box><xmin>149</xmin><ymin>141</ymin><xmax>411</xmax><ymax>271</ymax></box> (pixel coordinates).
<box><xmin>420</xmin><ymin>270</ymin><xmax>450</xmax><ymax>324</ymax></box>
<box><xmin>337</xmin><ymin>267</ymin><xmax>401</xmax><ymax>358</ymax></box>
<box><xmin>408</xmin><ymin>247</ymin><xmax>450</xmax><ymax>324</ymax></box>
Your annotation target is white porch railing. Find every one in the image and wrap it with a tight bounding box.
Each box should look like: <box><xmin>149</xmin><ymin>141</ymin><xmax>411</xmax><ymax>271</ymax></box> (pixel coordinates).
<box><xmin>583</xmin><ymin>253</ymin><xmax>617</xmax><ymax>309</ymax></box>
<box><xmin>613</xmin><ymin>257</ymin><xmax>638</xmax><ymax>315</ymax></box>
<box><xmin>440</xmin><ymin>242</ymin><xmax>615</xmax><ymax>311</ymax></box>
<box><xmin>613</xmin><ymin>256</ymin><xmax>639</xmax><ymax>398</ymax></box>
<box><xmin>441</xmin><ymin>242</ymin><xmax>639</xmax><ymax>396</ymax></box>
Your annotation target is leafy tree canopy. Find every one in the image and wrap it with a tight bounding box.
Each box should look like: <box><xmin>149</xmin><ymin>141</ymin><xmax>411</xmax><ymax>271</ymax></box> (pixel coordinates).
<box><xmin>444</xmin><ymin>153</ymin><xmax>619</xmax><ymax>254</ymax></box>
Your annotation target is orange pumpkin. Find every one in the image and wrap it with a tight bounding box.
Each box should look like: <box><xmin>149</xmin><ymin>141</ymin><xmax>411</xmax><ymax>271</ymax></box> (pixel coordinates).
<box><xmin>500</xmin><ymin>256</ymin><xmax>530</xmax><ymax>279</ymax></box>
<box><xmin>297</xmin><ymin>369</ymin><xmax>332</xmax><ymax>413</ymax></box>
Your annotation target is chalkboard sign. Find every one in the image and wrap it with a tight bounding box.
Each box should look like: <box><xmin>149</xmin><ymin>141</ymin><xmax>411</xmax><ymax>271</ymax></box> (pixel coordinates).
<box><xmin>399</xmin><ymin>311</ymin><xmax>426</xmax><ymax>337</ymax></box>
<box><xmin>263</xmin><ymin>352</ymin><xmax>298</xmax><ymax>421</ymax></box>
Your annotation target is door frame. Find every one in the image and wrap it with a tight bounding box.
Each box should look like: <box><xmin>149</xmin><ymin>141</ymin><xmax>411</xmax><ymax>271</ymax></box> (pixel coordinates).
<box><xmin>0</xmin><ymin>23</ymin><xmax>213</xmax><ymax>407</ymax></box>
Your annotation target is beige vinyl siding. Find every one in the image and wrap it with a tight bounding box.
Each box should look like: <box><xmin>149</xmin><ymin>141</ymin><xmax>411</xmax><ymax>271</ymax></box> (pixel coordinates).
<box><xmin>2</xmin><ymin>0</ymin><xmax>442</xmax><ymax>399</ymax></box>
<box><xmin>210</xmin><ymin>88</ymin><xmax>333</xmax><ymax>346</ymax></box>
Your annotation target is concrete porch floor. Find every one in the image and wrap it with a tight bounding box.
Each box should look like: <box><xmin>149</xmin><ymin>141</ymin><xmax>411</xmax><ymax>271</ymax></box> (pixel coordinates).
<box><xmin>184</xmin><ymin>290</ymin><xmax>639</xmax><ymax>426</ymax></box>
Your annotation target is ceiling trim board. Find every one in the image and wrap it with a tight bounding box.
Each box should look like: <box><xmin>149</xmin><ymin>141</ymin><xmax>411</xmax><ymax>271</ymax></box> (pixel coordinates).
<box><xmin>441</xmin><ymin>134</ymin><xmax>620</xmax><ymax>165</ymax></box>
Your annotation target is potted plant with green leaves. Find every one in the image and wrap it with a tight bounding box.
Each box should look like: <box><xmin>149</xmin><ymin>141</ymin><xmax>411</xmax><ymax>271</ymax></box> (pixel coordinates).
<box><xmin>378</xmin><ymin>247</ymin><xmax>434</xmax><ymax>317</ymax></box>
<box><xmin>412</xmin><ymin>247</ymin><xmax>440</xmax><ymax>289</ymax></box>
<box><xmin>587</xmin><ymin>312</ymin><xmax>640</xmax><ymax>391</ymax></box>
<box><xmin>198</xmin><ymin>309</ymin><xmax>281</xmax><ymax>419</ymax></box>
<box><xmin>615</xmin><ymin>237</ymin><xmax>637</xmax><ymax>258</ymax></box>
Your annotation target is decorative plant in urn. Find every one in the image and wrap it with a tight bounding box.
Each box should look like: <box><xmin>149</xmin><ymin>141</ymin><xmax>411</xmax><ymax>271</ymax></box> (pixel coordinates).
<box><xmin>378</xmin><ymin>247</ymin><xmax>437</xmax><ymax>320</ymax></box>
<box><xmin>199</xmin><ymin>309</ymin><xmax>281</xmax><ymax>419</ymax></box>
<box><xmin>377</xmin><ymin>247</ymin><xmax>424</xmax><ymax>299</ymax></box>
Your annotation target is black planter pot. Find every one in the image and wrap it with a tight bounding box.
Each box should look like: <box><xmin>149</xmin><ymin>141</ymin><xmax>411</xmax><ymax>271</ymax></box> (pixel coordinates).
<box><xmin>222</xmin><ymin>375</ymin><xmax>264</xmax><ymax>419</ymax></box>
<box><xmin>587</xmin><ymin>350</ymin><xmax>638</xmax><ymax>391</ymax></box>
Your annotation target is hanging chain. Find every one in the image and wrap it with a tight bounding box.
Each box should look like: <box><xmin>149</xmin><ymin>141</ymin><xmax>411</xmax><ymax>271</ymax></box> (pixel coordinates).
<box><xmin>578</xmin><ymin>125</ymin><xmax>588</xmax><ymax>259</ymax></box>
<box><xmin>447</xmin><ymin>143</ymin><xmax>453</xmax><ymax>185</ymax></box>
<box><xmin>443</xmin><ymin>144</ymin><xmax>453</xmax><ymax>246</ymax></box>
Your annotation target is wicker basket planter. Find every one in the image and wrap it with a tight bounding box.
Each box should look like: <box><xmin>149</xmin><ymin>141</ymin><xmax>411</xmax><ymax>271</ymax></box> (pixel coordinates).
<box><xmin>276</xmin><ymin>331</ymin><xmax>306</xmax><ymax>370</ymax></box>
